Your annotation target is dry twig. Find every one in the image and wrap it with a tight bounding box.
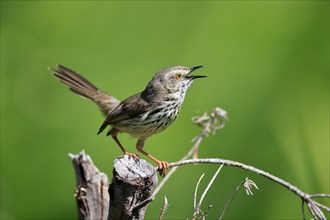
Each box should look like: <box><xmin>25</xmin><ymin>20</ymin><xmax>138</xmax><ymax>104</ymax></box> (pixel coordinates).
<box><xmin>194</xmin><ymin>174</ymin><xmax>206</xmax><ymax>210</ymax></box>
<box><xmin>168</xmin><ymin>158</ymin><xmax>330</xmax><ymax>219</ymax></box>
<box><xmin>152</xmin><ymin>107</ymin><xmax>228</xmax><ymax>197</ymax></box>
<box><xmin>192</xmin><ymin>165</ymin><xmax>224</xmax><ymax>220</ymax></box>
<box><xmin>218</xmin><ymin>178</ymin><xmax>258</xmax><ymax>219</ymax></box>
<box><xmin>158</xmin><ymin>196</ymin><xmax>168</xmax><ymax>220</ymax></box>
<box><xmin>68</xmin><ymin>107</ymin><xmax>328</xmax><ymax>219</ymax></box>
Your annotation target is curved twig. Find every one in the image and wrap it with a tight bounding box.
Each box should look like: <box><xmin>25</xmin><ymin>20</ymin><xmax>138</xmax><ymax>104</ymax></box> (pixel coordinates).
<box><xmin>167</xmin><ymin>158</ymin><xmax>330</xmax><ymax>219</ymax></box>
<box><xmin>152</xmin><ymin>107</ymin><xmax>328</xmax><ymax>219</ymax></box>
<box><xmin>192</xmin><ymin>165</ymin><xmax>224</xmax><ymax>220</ymax></box>
<box><xmin>152</xmin><ymin>107</ymin><xmax>228</xmax><ymax>197</ymax></box>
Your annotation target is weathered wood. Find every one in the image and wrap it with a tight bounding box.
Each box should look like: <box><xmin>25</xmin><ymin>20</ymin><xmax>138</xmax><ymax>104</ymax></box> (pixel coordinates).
<box><xmin>109</xmin><ymin>155</ymin><xmax>158</xmax><ymax>220</ymax></box>
<box><xmin>69</xmin><ymin>151</ymin><xmax>110</xmax><ymax>220</ymax></box>
<box><xmin>70</xmin><ymin>152</ymin><xmax>158</xmax><ymax>220</ymax></box>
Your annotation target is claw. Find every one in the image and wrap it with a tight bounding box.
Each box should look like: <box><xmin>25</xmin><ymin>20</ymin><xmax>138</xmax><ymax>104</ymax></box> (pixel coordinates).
<box><xmin>124</xmin><ymin>152</ymin><xmax>140</xmax><ymax>162</ymax></box>
<box><xmin>157</xmin><ymin>161</ymin><xmax>169</xmax><ymax>177</ymax></box>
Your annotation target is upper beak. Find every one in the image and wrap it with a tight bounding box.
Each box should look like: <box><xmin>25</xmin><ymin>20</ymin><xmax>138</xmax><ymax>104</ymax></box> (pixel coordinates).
<box><xmin>186</xmin><ymin>65</ymin><xmax>206</xmax><ymax>79</ymax></box>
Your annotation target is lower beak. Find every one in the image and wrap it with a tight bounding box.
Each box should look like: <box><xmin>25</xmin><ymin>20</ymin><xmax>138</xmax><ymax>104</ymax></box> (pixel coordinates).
<box><xmin>187</xmin><ymin>65</ymin><xmax>206</xmax><ymax>79</ymax></box>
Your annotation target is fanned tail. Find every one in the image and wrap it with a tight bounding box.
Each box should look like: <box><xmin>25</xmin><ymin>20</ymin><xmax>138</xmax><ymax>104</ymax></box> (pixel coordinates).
<box><xmin>49</xmin><ymin>64</ymin><xmax>120</xmax><ymax>116</ymax></box>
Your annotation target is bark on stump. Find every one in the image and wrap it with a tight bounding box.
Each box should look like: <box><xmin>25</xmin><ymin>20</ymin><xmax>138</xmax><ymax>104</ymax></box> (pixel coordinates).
<box><xmin>70</xmin><ymin>151</ymin><xmax>158</xmax><ymax>220</ymax></box>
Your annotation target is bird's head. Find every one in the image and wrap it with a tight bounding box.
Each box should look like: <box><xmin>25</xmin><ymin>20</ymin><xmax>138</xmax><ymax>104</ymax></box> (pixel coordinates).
<box><xmin>144</xmin><ymin>65</ymin><xmax>206</xmax><ymax>101</ymax></box>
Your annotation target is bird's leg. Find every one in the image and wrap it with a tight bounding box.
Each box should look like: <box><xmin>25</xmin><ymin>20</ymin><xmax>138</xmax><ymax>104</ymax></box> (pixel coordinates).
<box><xmin>136</xmin><ymin>139</ymin><xmax>169</xmax><ymax>176</ymax></box>
<box><xmin>109</xmin><ymin>128</ymin><xmax>139</xmax><ymax>160</ymax></box>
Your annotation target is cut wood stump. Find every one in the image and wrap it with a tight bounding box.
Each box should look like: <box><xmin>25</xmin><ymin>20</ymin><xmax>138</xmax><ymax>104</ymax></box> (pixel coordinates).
<box><xmin>70</xmin><ymin>151</ymin><xmax>158</xmax><ymax>220</ymax></box>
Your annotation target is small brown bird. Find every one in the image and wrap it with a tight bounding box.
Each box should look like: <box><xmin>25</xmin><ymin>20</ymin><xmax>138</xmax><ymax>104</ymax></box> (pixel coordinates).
<box><xmin>49</xmin><ymin>65</ymin><xmax>205</xmax><ymax>175</ymax></box>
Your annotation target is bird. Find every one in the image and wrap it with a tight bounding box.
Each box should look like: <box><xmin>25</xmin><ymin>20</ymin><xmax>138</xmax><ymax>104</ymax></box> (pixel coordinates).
<box><xmin>49</xmin><ymin>65</ymin><xmax>206</xmax><ymax>176</ymax></box>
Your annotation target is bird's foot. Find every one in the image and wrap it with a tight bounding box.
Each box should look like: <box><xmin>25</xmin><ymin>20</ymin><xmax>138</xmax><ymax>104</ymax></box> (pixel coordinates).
<box><xmin>157</xmin><ymin>161</ymin><xmax>169</xmax><ymax>177</ymax></box>
<box><xmin>124</xmin><ymin>152</ymin><xmax>140</xmax><ymax>161</ymax></box>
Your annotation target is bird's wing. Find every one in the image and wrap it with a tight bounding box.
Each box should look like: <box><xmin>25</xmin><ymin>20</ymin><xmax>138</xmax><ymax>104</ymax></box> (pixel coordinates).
<box><xmin>97</xmin><ymin>93</ymin><xmax>150</xmax><ymax>134</ymax></box>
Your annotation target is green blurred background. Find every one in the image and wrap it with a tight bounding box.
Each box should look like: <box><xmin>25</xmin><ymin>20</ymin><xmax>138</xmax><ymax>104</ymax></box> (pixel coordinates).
<box><xmin>1</xmin><ymin>1</ymin><xmax>329</xmax><ymax>219</ymax></box>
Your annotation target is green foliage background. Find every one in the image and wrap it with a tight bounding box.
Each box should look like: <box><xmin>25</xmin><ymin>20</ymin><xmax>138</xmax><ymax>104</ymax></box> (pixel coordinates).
<box><xmin>1</xmin><ymin>1</ymin><xmax>329</xmax><ymax>219</ymax></box>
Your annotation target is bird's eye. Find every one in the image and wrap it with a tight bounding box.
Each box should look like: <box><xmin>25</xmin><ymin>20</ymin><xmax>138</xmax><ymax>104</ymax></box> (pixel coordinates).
<box><xmin>175</xmin><ymin>73</ymin><xmax>183</xmax><ymax>79</ymax></box>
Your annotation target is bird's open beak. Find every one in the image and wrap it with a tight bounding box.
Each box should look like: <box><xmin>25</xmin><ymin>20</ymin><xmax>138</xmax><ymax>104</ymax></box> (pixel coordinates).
<box><xmin>187</xmin><ymin>65</ymin><xmax>206</xmax><ymax>79</ymax></box>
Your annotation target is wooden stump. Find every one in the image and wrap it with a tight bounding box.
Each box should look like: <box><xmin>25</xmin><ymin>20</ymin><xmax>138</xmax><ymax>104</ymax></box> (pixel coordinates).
<box><xmin>70</xmin><ymin>151</ymin><xmax>158</xmax><ymax>220</ymax></box>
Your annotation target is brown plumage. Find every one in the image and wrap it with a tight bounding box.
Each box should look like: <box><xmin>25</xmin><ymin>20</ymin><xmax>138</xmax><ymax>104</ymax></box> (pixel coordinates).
<box><xmin>49</xmin><ymin>64</ymin><xmax>205</xmax><ymax>176</ymax></box>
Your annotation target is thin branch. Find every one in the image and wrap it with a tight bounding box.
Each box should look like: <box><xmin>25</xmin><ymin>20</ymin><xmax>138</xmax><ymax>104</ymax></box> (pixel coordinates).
<box><xmin>218</xmin><ymin>177</ymin><xmax>258</xmax><ymax>219</ymax></box>
<box><xmin>194</xmin><ymin>174</ymin><xmax>206</xmax><ymax>209</ymax></box>
<box><xmin>310</xmin><ymin>194</ymin><xmax>330</xmax><ymax>198</ymax></box>
<box><xmin>168</xmin><ymin>158</ymin><xmax>330</xmax><ymax>219</ymax></box>
<box><xmin>152</xmin><ymin>107</ymin><xmax>228</xmax><ymax>197</ymax></box>
<box><xmin>218</xmin><ymin>179</ymin><xmax>245</xmax><ymax>220</ymax></box>
<box><xmin>133</xmin><ymin>197</ymin><xmax>154</xmax><ymax>211</ymax></box>
<box><xmin>152</xmin><ymin>134</ymin><xmax>205</xmax><ymax>197</ymax></box>
<box><xmin>168</xmin><ymin>158</ymin><xmax>306</xmax><ymax>199</ymax></box>
<box><xmin>201</xmin><ymin>205</ymin><xmax>213</xmax><ymax>220</ymax></box>
<box><xmin>302</xmin><ymin>199</ymin><xmax>307</xmax><ymax>220</ymax></box>
<box><xmin>158</xmin><ymin>196</ymin><xmax>168</xmax><ymax>220</ymax></box>
<box><xmin>308</xmin><ymin>201</ymin><xmax>327</xmax><ymax>219</ymax></box>
<box><xmin>153</xmin><ymin>106</ymin><xmax>327</xmax><ymax>219</ymax></box>
<box><xmin>192</xmin><ymin>165</ymin><xmax>224</xmax><ymax>220</ymax></box>
<box><xmin>312</xmin><ymin>201</ymin><xmax>330</xmax><ymax>212</ymax></box>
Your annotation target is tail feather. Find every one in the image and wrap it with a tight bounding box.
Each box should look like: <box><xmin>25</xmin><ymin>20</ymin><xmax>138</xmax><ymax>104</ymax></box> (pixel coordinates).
<box><xmin>50</xmin><ymin>65</ymin><xmax>97</xmax><ymax>99</ymax></box>
<box><xmin>49</xmin><ymin>64</ymin><xmax>120</xmax><ymax>116</ymax></box>
<box><xmin>58</xmin><ymin>65</ymin><xmax>98</xmax><ymax>90</ymax></box>
<box><xmin>52</xmin><ymin>73</ymin><xmax>90</xmax><ymax>98</ymax></box>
